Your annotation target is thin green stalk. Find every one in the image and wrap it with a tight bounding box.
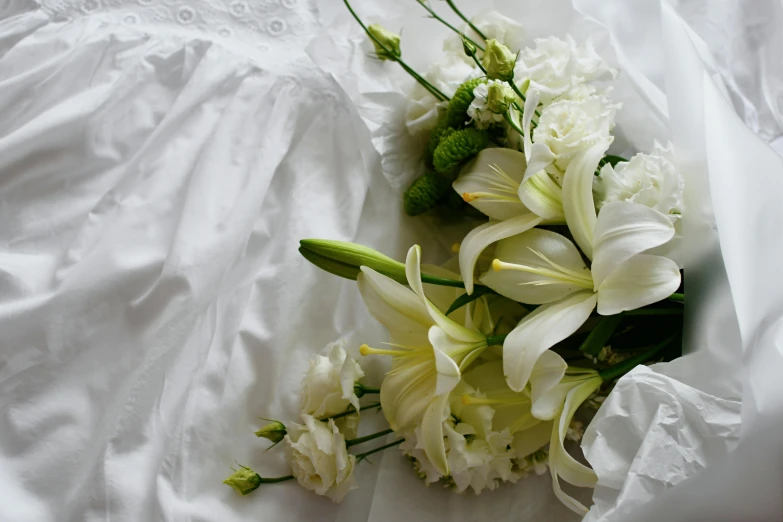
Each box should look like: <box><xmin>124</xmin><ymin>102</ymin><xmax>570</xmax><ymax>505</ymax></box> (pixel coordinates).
<box><xmin>356</xmin><ymin>439</ymin><xmax>405</xmax><ymax>461</ymax></box>
<box><xmin>346</xmin><ymin>428</ymin><xmax>394</xmax><ymax>448</ymax></box>
<box><xmin>668</xmin><ymin>292</ymin><xmax>685</xmax><ymax>303</ymax></box>
<box><xmin>259</xmin><ymin>475</ymin><xmax>295</xmax><ymax>484</ymax></box>
<box><xmin>508</xmin><ymin>80</ymin><xmax>541</xmax><ymax>121</ymax></box>
<box><xmin>343</xmin><ymin>0</ymin><xmax>450</xmax><ymax>102</ymax></box>
<box><xmin>486</xmin><ymin>333</ymin><xmax>508</xmax><ymax>347</ymax></box>
<box><xmin>444</xmin><ymin>0</ymin><xmax>487</xmax><ymax>41</ymax></box>
<box><xmin>504</xmin><ymin>110</ymin><xmax>526</xmax><ymax>136</ymax></box>
<box><xmin>468</xmin><ymin>49</ymin><xmax>488</xmax><ymax>74</ymax></box>
<box><xmin>416</xmin><ymin>1</ymin><xmax>484</xmax><ymax>51</ymax></box>
<box><xmin>624</xmin><ymin>308</ymin><xmax>683</xmax><ymax>317</ymax></box>
<box><xmin>325</xmin><ymin>402</ymin><xmax>381</xmax><ymax>422</ymax></box>
<box><xmin>599</xmin><ymin>334</ymin><xmax>677</xmax><ymax>381</ymax></box>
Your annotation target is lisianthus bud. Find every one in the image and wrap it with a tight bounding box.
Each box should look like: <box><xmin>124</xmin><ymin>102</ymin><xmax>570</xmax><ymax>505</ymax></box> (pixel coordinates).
<box><xmin>299</xmin><ymin>239</ymin><xmax>407</xmax><ymax>284</ymax></box>
<box><xmin>461</xmin><ymin>37</ymin><xmax>477</xmax><ymax>58</ymax></box>
<box><xmin>482</xmin><ymin>39</ymin><xmax>516</xmax><ymax>81</ymax></box>
<box><xmin>255</xmin><ymin>420</ymin><xmax>287</xmax><ymax>443</ymax></box>
<box><xmin>367</xmin><ymin>24</ymin><xmax>401</xmax><ymax>61</ymax></box>
<box><xmin>223</xmin><ymin>466</ymin><xmax>262</xmax><ymax>495</ymax></box>
<box><xmin>485</xmin><ymin>80</ymin><xmax>516</xmax><ymax>114</ymax></box>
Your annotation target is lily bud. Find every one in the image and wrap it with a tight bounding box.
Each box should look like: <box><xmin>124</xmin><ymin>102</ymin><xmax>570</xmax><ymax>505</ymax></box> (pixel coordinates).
<box><xmin>485</xmin><ymin>80</ymin><xmax>516</xmax><ymax>114</ymax></box>
<box><xmin>367</xmin><ymin>24</ymin><xmax>401</xmax><ymax>61</ymax></box>
<box><xmin>482</xmin><ymin>39</ymin><xmax>516</xmax><ymax>82</ymax></box>
<box><xmin>223</xmin><ymin>466</ymin><xmax>262</xmax><ymax>495</ymax></box>
<box><xmin>299</xmin><ymin>239</ymin><xmax>407</xmax><ymax>284</ymax></box>
<box><xmin>255</xmin><ymin>420</ymin><xmax>287</xmax><ymax>443</ymax></box>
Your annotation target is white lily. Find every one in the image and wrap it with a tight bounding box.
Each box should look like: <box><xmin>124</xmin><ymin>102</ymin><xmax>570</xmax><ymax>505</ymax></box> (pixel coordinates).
<box><xmin>357</xmin><ymin>245</ymin><xmax>489</xmax><ymax>475</ymax></box>
<box><xmin>481</xmin><ymin>144</ymin><xmax>681</xmax><ymax>392</ymax></box>
<box><xmin>529</xmin><ymin>368</ymin><xmax>603</xmax><ymax>515</ymax></box>
<box><xmin>452</xmin><ymin>148</ymin><xmax>545</xmax><ymax>294</ymax></box>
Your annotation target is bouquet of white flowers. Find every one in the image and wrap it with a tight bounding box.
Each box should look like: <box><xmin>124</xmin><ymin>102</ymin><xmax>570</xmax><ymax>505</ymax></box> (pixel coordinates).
<box><xmin>224</xmin><ymin>0</ymin><xmax>686</xmax><ymax>516</ymax></box>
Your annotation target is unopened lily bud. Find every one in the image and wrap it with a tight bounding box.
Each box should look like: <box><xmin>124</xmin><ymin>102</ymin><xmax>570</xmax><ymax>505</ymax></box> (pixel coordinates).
<box><xmin>255</xmin><ymin>420</ymin><xmax>286</xmax><ymax>443</ymax></box>
<box><xmin>461</xmin><ymin>37</ymin><xmax>477</xmax><ymax>58</ymax></box>
<box><xmin>299</xmin><ymin>239</ymin><xmax>407</xmax><ymax>284</ymax></box>
<box><xmin>482</xmin><ymin>39</ymin><xmax>516</xmax><ymax>82</ymax></box>
<box><xmin>223</xmin><ymin>466</ymin><xmax>262</xmax><ymax>496</ymax></box>
<box><xmin>485</xmin><ymin>80</ymin><xmax>516</xmax><ymax>114</ymax></box>
<box><xmin>367</xmin><ymin>24</ymin><xmax>401</xmax><ymax>61</ymax></box>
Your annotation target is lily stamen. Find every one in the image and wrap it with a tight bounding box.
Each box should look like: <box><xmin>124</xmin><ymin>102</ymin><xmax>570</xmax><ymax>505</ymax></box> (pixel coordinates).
<box><xmin>492</xmin><ymin>257</ymin><xmax>593</xmax><ymax>290</ymax></box>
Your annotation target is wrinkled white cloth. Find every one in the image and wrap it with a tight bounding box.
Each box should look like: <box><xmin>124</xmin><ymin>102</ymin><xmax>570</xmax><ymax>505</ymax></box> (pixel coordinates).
<box><xmin>1</xmin><ymin>0</ymin><xmax>782</xmax><ymax>521</ymax></box>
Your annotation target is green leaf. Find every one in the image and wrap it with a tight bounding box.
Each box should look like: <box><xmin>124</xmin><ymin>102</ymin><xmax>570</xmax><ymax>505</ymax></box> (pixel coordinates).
<box><xmin>445</xmin><ymin>284</ymin><xmax>495</xmax><ymax>315</ymax></box>
<box><xmin>579</xmin><ymin>314</ymin><xmax>624</xmax><ymax>357</ymax></box>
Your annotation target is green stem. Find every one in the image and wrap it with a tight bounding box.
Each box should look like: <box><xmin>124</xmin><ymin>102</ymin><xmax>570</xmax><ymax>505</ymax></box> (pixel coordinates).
<box><xmin>325</xmin><ymin>402</ymin><xmax>381</xmax><ymax>422</ymax></box>
<box><xmin>444</xmin><ymin>0</ymin><xmax>487</xmax><ymax>41</ymax></box>
<box><xmin>259</xmin><ymin>475</ymin><xmax>295</xmax><ymax>484</ymax></box>
<box><xmin>599</xmin><ymin>334</ymin><xmax>677</xmax><ymax>382</ymax></box>
<box><xmin>356</xmin><ymin>439</ymin><xmax>405</xmax><ymax>461</ymax></box>
<box><xmin>668</xmin><ymin>292</ymin><xmax>685</xmax><ymax>303</ymax></box>
<box><xmin>504</xmin><ymin>110</ymin><xmax>525</xmax><ymax>136</ymax></box>
<box><xmin>346</xmin><ymin>428</ymin><xmax>394</xmax><ymax>448</ymax></box>
<box><xmin>508</xmin><ymin>80</ymin><xmax>541</xmax><ymax>122</ymax></box>
<box><xmin>486</xmin><ymin>333</ymin><xmax>508</xmax><ymax>347</ymax></box>
<box><xmin>416</xmin><ymin>1</ymin><xmax>484</xmax><ymax>51</ymax></box>
<box><xmin>360</xmin><ymin>387</ymin><xmax>380</xmax><ymax>394</ymax></box>
<box><xmin>343</xmin><ymin>0</ymin><xmax>450</xmax><ymax>102</ymax></box>
<box><xmin>468</xmin><ymin>48</ymin><xmax>488</xmax><ymax>74</ymax></box>
<box><xmin>624</xmin><ymin>308</ymin><xmax>683</xmax><ymax>317</ymax></box>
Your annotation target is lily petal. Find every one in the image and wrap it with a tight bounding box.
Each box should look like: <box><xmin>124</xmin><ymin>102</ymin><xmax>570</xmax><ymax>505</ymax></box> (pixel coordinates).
<box><xmin>522</xmin><ymin>88</ymin><xmax>540</xmax><ymax>162</ymax></box>
<box><xmin>480</xmin><ymin>229</ymin><xmax>592</xmax><ymax>304</ymax></box>
<box><xmin>406</xmin><ymin>246</ymin><xmax>487</xmax><ymax>343</ymax></box>
<box><xmin>459</xmin><ymin>214</ymin><xmax>543</xmax><ymax>295</ymax></box>
<box><xmin>381</xmin><ymin>356</ymin><xmax>437</xmax><ymax>431</ymax></box>
<box><xmin>421</xmin><ymin>394</ymin><xmax>451</xmax><ymax>476</ymax></box>
<box><xmin>518</xmin><ymin>170</ymin><xmax>566</xmax><ymax>222</ymax></box>
<box><xmin>357</xmin><ymin>267</ymin><xmax>432</xmax><ymax>345</ymax></box>
<box><xmin>528</xmin><ymin>351</ymin><xmax>568</xmax><ymax>419</ymax></box>
<box><xmin>523</xmin><ymin>142</ymin><xmax>557</xmax><ymax>182</ymax></box>
<box><xmin>503</xmin><ymin>291</ymin><xmax>597</xmax><ymax>392</ymax></box>
<box><xmin>561</xmin><ymin>141</ymin><xmax>610</xmax><ymax>259</ymax></box>
<box><xmin>596</xmin><ymin>254</ymin><xmax>681</xmax><ymax>315</ymax></box>
<box><xmin>428</xmin><ymin>326</ymin><xmax>468</xmax><ymax>396</ymax></box>
<box><xmin>453</xmin><ymin>148</ymin><xmax>529</xmax><ymax>221</ymax></box>
<box><xmin>511</xmin><ymin>420</ymin><xmax>553</xmax><ymax>458</ymax></box>
<box><xmin>591</xmin><ymin>201</ymin><xmax>676</xmax><ymax>287</ymax></box>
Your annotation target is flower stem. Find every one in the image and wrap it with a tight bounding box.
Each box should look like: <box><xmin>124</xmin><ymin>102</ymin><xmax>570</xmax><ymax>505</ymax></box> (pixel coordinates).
<box><xmin>343</xmin><ymin>0</ymin><xmax>450</xmax><ymax>102</ymax></box>
<box><xmin>260</xmin><ymin>475</ymin><xmax>295</xmax><ymax>484</ymax></box>
<box><xmin>624</xmin><ymin>308</ymin><xmax>683</xmax><ymax>316</ymax></box>
<box><xmin>346</xmin><ymin>428</ymin><xmax>394</xmax><ymax>448</ymax></box>
<box><xmin>504</xmin><ymin>110</ymin><xmax>526</xmax><ymax>136</ymax></box>
<box><xmin>444</xmin><ymin>0</ymin><xmax>487</xmax><ymax>41</ymax></box>
<box><xmin>508</xmin><ymin>80</ymin><xmax>541</xmax><ymax>121</ymax></box>
<box><xmin>598</xmin><ymin>334</ymin><xmax>678</xmax><ymax>382</ymax></box>
<box><xmin>356</xmin><ymin>438</ymin><xmax>405</xmax><ymax>461</ymax></box>
<box><xmin>325</xmin><ymin>402</ymin><xmax>381</xmax><ymax>422</ymax></box>
<box><xmin>486</xmin><ymin>333</ymin><xmax>508</xmax><ymax>346</ymax></box>
<box><xmin>416</xmin><ymin>1</ymin><xmax>484</xmax><ymax>51</ymax></box>
<box><xmin>668</xmin><ymin>292</ymin><xmax>685</xmax><ymax>303</ymax></box>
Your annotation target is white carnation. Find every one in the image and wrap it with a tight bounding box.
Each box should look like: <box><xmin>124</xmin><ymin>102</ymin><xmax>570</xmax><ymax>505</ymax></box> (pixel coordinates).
<box><xmin>514</xmin><ymin>36</ymin><xmax>617</xmax><ymax>105</ymax></box>
<box><xmin>594</xmin><ymin>143</ymin><xmax>684</xmax><ymax>220</ymax></box>
<box><xmin>286</xmin><ymin>415</ymin><xmax>358</xmax><ymax>503</ymax></box>
<box><xmin>467</xmin><ymin>81</ymin><xmax>506</xmax><ymax>129</ymax></box>
<box><xmin>532</xmin><ymin>95</ymin><xmax>619</xmax><ymax>175</ymax></box>
<box><xmin>300</xmin><ymin>341</ymin><xmax>364</xmax><ymax>438</ymax></box>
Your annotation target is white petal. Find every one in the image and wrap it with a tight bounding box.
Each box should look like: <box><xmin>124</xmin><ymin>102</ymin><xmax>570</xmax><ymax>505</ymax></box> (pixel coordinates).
<box><xmin>421</xmin><ymin>394</ymin><xmax>451</xmax><ymax>476</ymax></box>
<box><xmin>459</xmin><ymin>214</ymin><xmax>542</xmax><ymax>294</ymax></box>
<box><xmin>591</xmin><ymin>201</ymin><xmax>676</xmax><ymax>287</ymax></box>
<box><xmin>453</xmin><ymin>148</ymin><xmax>529</xmax><ymax>221</ymax></box>
<box><xmin>480</xmin><ymin>229</ymin><xmax>592</xmax><ymax>304</ymax></box>
<box><xmin>380</xmin><ymin>358</ymin><xmax>436</xmax><ymax>431</ymax></box>
<box><xmin>503</xmin><ymin>291</ymin><xmax>597</xmax><ymax>392</ymax></box>
<box><xmin>528</xmin><ymin>351</ymin><xmax>568</xmax><ymax>419</ymax></box>
<box><xmin>406</xmin><ymin>246</ymin><xmax>486</xmax><ymax>343</ymax></box>
<box><xmin>428</xmin><ymin>326</ymin><xmax>465</xmax><ymax>396</ymax></box>
<box><xmin>553</xmin><ymin>377</ymin><xmax>601</xmax><ymax>487</ymax></box>
<box><xmin>357</xmin><ymin>267</ymin><xmax>432</xmax><ymax>345</ymax></box>
<box><xmin>561</xmin><ymin>141</ymin><xmax>609</xmax><ymax>259</ymax></box>
<box><xmin>522</xmin><ymin>88</ymin><xmax>540</xmax><ymax>160</ymax></box>
<box><xmin>531</xmin><ymin>381</ymin><xmax>572</xmax><ymax>421</ymax></box>
<box><xmin>596</xmin><ymin>254</ymin><xmax>681</xmax><ymax>315</ymax></box>
<box><xmin>523</xmin><ymin>142</ymin><xmax>556</xmax><ymax>181</ymax></box>
<box><xmin>511</xmin><ymin>420</ymin><xmax>553</xmax><ymax>458</ymax></box>
<box><xmin>518</xmin><ymin>170</ymin><xmax>566</xmax><ymax>222</ymax></box>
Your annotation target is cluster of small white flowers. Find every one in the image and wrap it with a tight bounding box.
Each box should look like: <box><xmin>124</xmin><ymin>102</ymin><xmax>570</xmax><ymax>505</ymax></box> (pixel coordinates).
<box><xmin>467</xmin><ymin>81</ymin><xmax>508</xmax><ymax>129</ymax></box>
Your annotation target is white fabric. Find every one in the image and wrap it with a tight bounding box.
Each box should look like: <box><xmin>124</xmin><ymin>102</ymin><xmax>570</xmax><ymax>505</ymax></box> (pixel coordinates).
<box><xmin>0</xmin><ymin>0</ymin><xmax>781</xmax><ymax>521</ymax></box>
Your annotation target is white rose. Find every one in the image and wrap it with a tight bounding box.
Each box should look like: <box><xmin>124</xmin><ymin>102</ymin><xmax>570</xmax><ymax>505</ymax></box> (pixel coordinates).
<box><xmin>300</xmin><ymin>340</ymin><xmax>364</xmax><ymax>420</ymax></box>
<box><xmin>594</xmin><ymin>143</ymin><xmax>683</xmax><ymax>219</ymax></box>
<box><xmin>514</xmin><ymin>36</ymin><xmax>617</xmax><ymax>105</ymax></box>
<box><xmin>532</xmin><ymin>95</ymin><xmax>618</xmax><ymax>175</ymax></box>
<box><xmin>286</xmin><ymin>415</ymin><xmax>358</xmax><ymax>503</ymax></box>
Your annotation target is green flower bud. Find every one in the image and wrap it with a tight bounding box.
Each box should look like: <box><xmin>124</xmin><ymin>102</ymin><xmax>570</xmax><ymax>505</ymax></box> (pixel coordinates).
<box><xmin>482</xmin><ymin>39</ymin><xmax>516</xmax><ymax>82</ymax></box>
<box><xmin>485</xmin><ymin>81</ymin><xmax>516</xmax><ymax>114</ymax></box>
<box><xmin>433</xmin><ymin>127</ymin><xmax>490</xmax><ymax>174</ymax></box>
<box><xmin>299</xmin><ymin>239</ymin><xmax>407</xmax><ymax>284</ymax></box>
<box><xmin>461</xmin><ymin>37</ymin><xmax>477</xmax><ymax>58</ymax></box>
<box><xmin>223</xmin><ymin>466</ymin><xmax>262</xmax><ymax>496</ymax></box>
<box><xmin>403</xmin><ymin>172</ymin><xmax>450</xmax><ymax>216</ymax></box>
<box><xmin>255</xmin><ymin>420</ymin><xmax>287</xmax><ymax>443</ymax></box>
<box><xmin>367</xmin><ymin>24</ymin><xmax>401</xmax><ymax>61</ymax></box>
